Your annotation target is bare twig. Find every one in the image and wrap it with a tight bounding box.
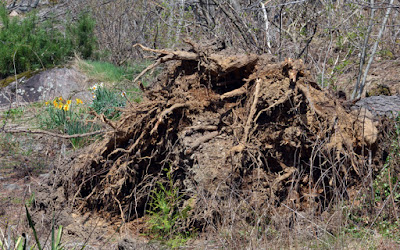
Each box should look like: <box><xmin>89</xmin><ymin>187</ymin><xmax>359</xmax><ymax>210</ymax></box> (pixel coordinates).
<box><xmin>150</xmin><ymin>103</ymin><xmax>192</xmax><ymax>135</ymax></box>
<box><xmin>185</xmin><ymin>131</ymin><xmax>219</xmax><ymax>155</ymax></box>
<box><xmin>2</xmin><ymin>128</ymin><xmax>106</xmax><ymax>139</ymax></box>
<box><xmin>353</xmin><ymin>0</ymin><xmax>395</xmax><ymax>99</ymax></box>
<box><xmin>242</xmin><ymin>79</ymin><xmax>261</xmax><ymax>145</ymax></box>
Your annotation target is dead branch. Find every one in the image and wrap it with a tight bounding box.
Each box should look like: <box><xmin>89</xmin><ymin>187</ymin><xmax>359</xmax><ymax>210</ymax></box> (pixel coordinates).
<box><xmin>132</xmin><ymin>53</ymin><xmax>174</xmax><ymax>84</ymax></box>
<box><xmin>2</xmin><ymin>128</ymin><xmax>106</xmax><ymax>139</ymax></box>
<box><xmin>184</xmin><ymin>125</ymin><xmax>218</xmax><ymax>136</ymax></box>
<box><xmin>132</xmin><ymin>44</ymin><xmax>199</xmax><ymax>84</ymax></box>
<box><xmin>296</xmin><ymin>83</ymin><xmax>326</xmax><ymax>117</ymax></box>
<box><xmin>220</xmin><ymin>85</ymin><xmax>247</xmax><ymax>100</ymax></box>
<box><xmin>271</xmin><ymin>167</ymin><xmax>296</xmax><ymax>191</ymax></box>
<box><xmin>150</xmin><ymin>103</ymin><xmax>192</xmax><ymax>135</ymax></box>
<box><xmin>254</xmin><ymin>89</ymin><xmax>293</xmax><ymax>122</ymax></box>
<box><xmin>185</xmin><ymin>131</ymin><xmax>219</xmax><ymax>155</ymax></box>
<box><xmin>242</xmin><ymin>79</ymin><xmax>261</xmax><ymax>145</ymax></box>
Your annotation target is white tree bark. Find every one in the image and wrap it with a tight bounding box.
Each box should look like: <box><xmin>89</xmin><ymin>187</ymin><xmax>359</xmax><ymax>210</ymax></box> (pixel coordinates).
<box><xmin>352</xmin><ymin>0</ymin><xmax>375</xmax><ymax>99</ymax></box>
<box><xmin>260</xmin><ymin>1</ymin><xmax>272</xmax><ymax>53</ymax></box>
<box><xmin>354</xmin><ymin>0</ymin><xmax>394</xmax><ymax>99</ymax></box>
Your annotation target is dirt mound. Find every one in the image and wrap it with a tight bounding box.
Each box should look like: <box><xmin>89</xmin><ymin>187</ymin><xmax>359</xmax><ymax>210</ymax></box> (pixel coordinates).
<box><xmin>36</xmin><ymin>41</ymin><xmax>384</xmax><ymax>229</ymax></box>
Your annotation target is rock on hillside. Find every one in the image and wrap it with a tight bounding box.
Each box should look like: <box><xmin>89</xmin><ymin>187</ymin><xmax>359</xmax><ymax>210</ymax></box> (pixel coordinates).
<box><xmin>0</xmin><ymin>68</ymin><xmax>91</xmax><ymax>106</ymax></box>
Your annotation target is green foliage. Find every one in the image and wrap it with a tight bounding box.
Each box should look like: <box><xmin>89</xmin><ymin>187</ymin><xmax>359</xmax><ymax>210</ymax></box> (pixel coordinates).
<box><xmin>374</xmin><ymin>113</ymin><xmax>400</xmax><ymax>203</ymax></box>
<box><xmin>90</xmin><ymin>84</ymin><xmax>126</xmax><ymax>120</ymax></box>
<box><xmin>0</xmin><ymin>4</ymin><xmax>97</xmax><ymax>78</ymax></box>
<box><xmin>373</xmin><ymin>165</ymin><xmax>400</xmax><ymax>203</ymax></box>
<box><xmin>39</xmin><ymin>97</ymin><xmax>99</xmax><ymax>148</ymax></box>
<box><xmin>3</xmin><ymin>107</ymin><xmax>24</xmax><ymax>121</ymax></box>
<box><xmin>146</xmin><ymin>169</ymin><xmax>193</xmax><ymax>248</ymax></box>
<box><xmin>378</xmin><ymin>49</ymin><xmax>395</xmax><ymax>60</ymax></box>
<box><xmin>26</xmin><ymin>205</ymin><xmax>42</xmax><ymax>250</ymax></box>
<box><xmin>0</xmin><ymin>4</ymin><xmax>72</xmax><ymax>78</ymax></box>
<box><xmin>67</xmin><ymin>12</ymin><xmax>96</xmax><ymax>59</ymax></box>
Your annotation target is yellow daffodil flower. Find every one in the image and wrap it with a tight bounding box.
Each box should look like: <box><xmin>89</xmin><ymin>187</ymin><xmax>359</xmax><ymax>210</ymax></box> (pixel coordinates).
<box><xmin>45</xmin><ymin>101</ymin><xmax>49</xmax><ymax>105</ymax></box>
<box><xmin>67</xmin><ymin>100</ymin><xmax>72</xmax><ymax>105</ymax></box>
<box><xmin>59</xmin><ymin>97</ymin><xmax>63</xmax><ymax>101</ymax></box>
<box><xmin>63</xmin><ymin>104</ymin><xmax>70</xmax><ymax>111</ymax></box>
<box><xmin>58</xmin><ymin>103</ymin><xmax>63</xmax><ymax>109</ymax></box>
<box><xmin>76</xmin><ymin>98</ymin><xmax>83</xmax><ymax>104</ymax></box>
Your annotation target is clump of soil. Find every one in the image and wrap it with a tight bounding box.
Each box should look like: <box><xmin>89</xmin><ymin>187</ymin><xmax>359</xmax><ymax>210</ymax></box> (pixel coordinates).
<box><xmin>36</xmin><ymin>41</ymin><xmax>384</xmax><ymax>231</ymax></box>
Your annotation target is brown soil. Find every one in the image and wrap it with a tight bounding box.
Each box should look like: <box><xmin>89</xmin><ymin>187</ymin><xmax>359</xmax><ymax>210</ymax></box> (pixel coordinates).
<box><xmin>34</xmin><ymin>41</ymin><xmax>391</xmax><ymax>246</ymax></box>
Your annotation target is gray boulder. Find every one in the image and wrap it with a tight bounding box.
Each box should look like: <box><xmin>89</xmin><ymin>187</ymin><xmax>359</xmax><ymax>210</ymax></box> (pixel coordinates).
<box><xmin>0</xmin><ymin>68</ymin><xmax>92</xmax><ymax>106</ymax></box>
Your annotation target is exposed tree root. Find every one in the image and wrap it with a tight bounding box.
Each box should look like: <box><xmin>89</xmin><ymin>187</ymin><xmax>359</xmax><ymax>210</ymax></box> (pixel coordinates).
<box><xmin>35</xmin><ymin>41</ymin><xmax>386</xmax><ymax>233</ymax></box>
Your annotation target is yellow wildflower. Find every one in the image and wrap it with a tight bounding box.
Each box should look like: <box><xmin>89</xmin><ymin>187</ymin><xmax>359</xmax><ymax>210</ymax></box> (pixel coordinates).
<box><xmin>58</xmin><ymin>103</ymin><xmax>63</xmax><ymax>109</ymax></box>
<box><xmin>63</xmin><ymin>104</ymin><xmax>70</xmax><ymax>111</ymax></box>
<box><xmin>45</xmin><ymin>101</ymin><xmax>49</xmax><ymax>106</ymax></box>
<box><xmin>58</xmin><ymin>97</ymin><xmax>63</xmax><ymax>101</ymax></box>
<box><xmin>76</xmin><ymin>98</ymin><xmax>83</xmax><ymax>104</ymax></box>
<box><xmin>53</xmin><ymin>100</ymin><xmax>58</xmax><ymax>107</ymax></box>
<box><xmin>67</xmin><ymin>100</ymin><xmax>72</xmax><ymax>105</ymax></box>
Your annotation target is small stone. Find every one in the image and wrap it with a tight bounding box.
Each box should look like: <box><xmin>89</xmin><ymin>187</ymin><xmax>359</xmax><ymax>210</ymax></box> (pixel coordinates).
<box><xmin>9</xmin><ymin>10</ymin><xmax>19</xmax><ymax>17</ymax></box>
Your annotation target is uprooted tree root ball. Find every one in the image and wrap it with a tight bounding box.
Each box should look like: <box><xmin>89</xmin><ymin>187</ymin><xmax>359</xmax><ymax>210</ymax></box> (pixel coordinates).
<box><xmin>36</xmin><ymin>41</ymin><xmax>385</xmax><ymax>233</ymax></box>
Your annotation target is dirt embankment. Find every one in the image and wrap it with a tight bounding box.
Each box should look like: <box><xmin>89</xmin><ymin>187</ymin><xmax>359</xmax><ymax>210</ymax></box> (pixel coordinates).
<box><xmin>35</xmin><ymin>41</ymin><xmax>386</xmax><ymax>234</ymax></box>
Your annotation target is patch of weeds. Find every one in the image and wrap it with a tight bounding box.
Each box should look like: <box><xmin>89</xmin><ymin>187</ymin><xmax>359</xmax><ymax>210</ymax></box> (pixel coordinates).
<box><xmin>377</xmin><ymin>49</ymin><xmax>395</xmax><ymax>60</ymax></box>
<box><xmin>374</xmin><ymin>112</ymin><xmax>400</xmax><ymax>204</ymax></box>
<box><xmin>90</xmin><ymin>83</ymin><xmax>126</xmax><ymax>120</ymax></box>
<box><xmin>0</xmin><ymin>133</ymin><xmax>19</xmax><ymax>154</ymax></box>
<box><xmin>373</xmin><ymin>165</ymin><xmax>400</xmax><ymax>204</ymax></box>
<box><xmin>368</xmin><ymin>112</ymin><xmax>400</xmax><ymax>242</ymax></box>
<box><xmin>377</xmin><ymin>220</ymin><xmax>400</xmax><ymax>242</ymax></box>
<box><xmin>2</xmin><ymin>107</ymin><xmax>24</xmax><ymax>121</ymax></box>
<box><xmin>39</xmin><ymin>97</ymin><xmax>100</xmax><ymax>148</ymax></box>
<box><xmin>146</xmin><ymin>168</ymin><xmax>194</xmax><ymax>248</ymax></box>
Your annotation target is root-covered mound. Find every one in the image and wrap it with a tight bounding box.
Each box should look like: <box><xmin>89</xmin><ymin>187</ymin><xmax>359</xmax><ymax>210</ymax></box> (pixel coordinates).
<box><xmin>38</xmin><ymin>42</ymin><xmax>382</xmax><ymax>226</ymax></box>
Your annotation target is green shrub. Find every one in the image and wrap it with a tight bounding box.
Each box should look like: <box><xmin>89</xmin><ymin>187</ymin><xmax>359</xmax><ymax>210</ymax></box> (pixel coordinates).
<box><xmin>67</xmin><ymin>12</ymin><xmax>97</xmax><ymax>59</ymax></box>
<box><xmin>0</xmin><ymin>4</ymin><xmax>97</xmax><ymax>79</ymax></box>
<box><xmin>146</xmin><ymin>168</ymin><xmax>194</xmax><ymax>248</ymax></box>
<box><xmin>90</xmin><ymin>83</ymin><xmax>126</xmax><ymax>119</ymax></box>
<box><xmin>2</xmin><ymin>106</ymin><xmax>24</xmax><ymax>121</ymax></box>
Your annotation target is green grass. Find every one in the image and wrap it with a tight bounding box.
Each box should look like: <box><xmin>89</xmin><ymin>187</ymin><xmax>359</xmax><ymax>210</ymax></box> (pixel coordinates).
<box><xmin>77</xmin><ymin>59</ymin><xmax>152</xmax><ymax>83</ymax></box>
<box><xmin>77</xmin><ymin>58</ymin><xmax>158</xmax><ymax>104</ymax></box>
